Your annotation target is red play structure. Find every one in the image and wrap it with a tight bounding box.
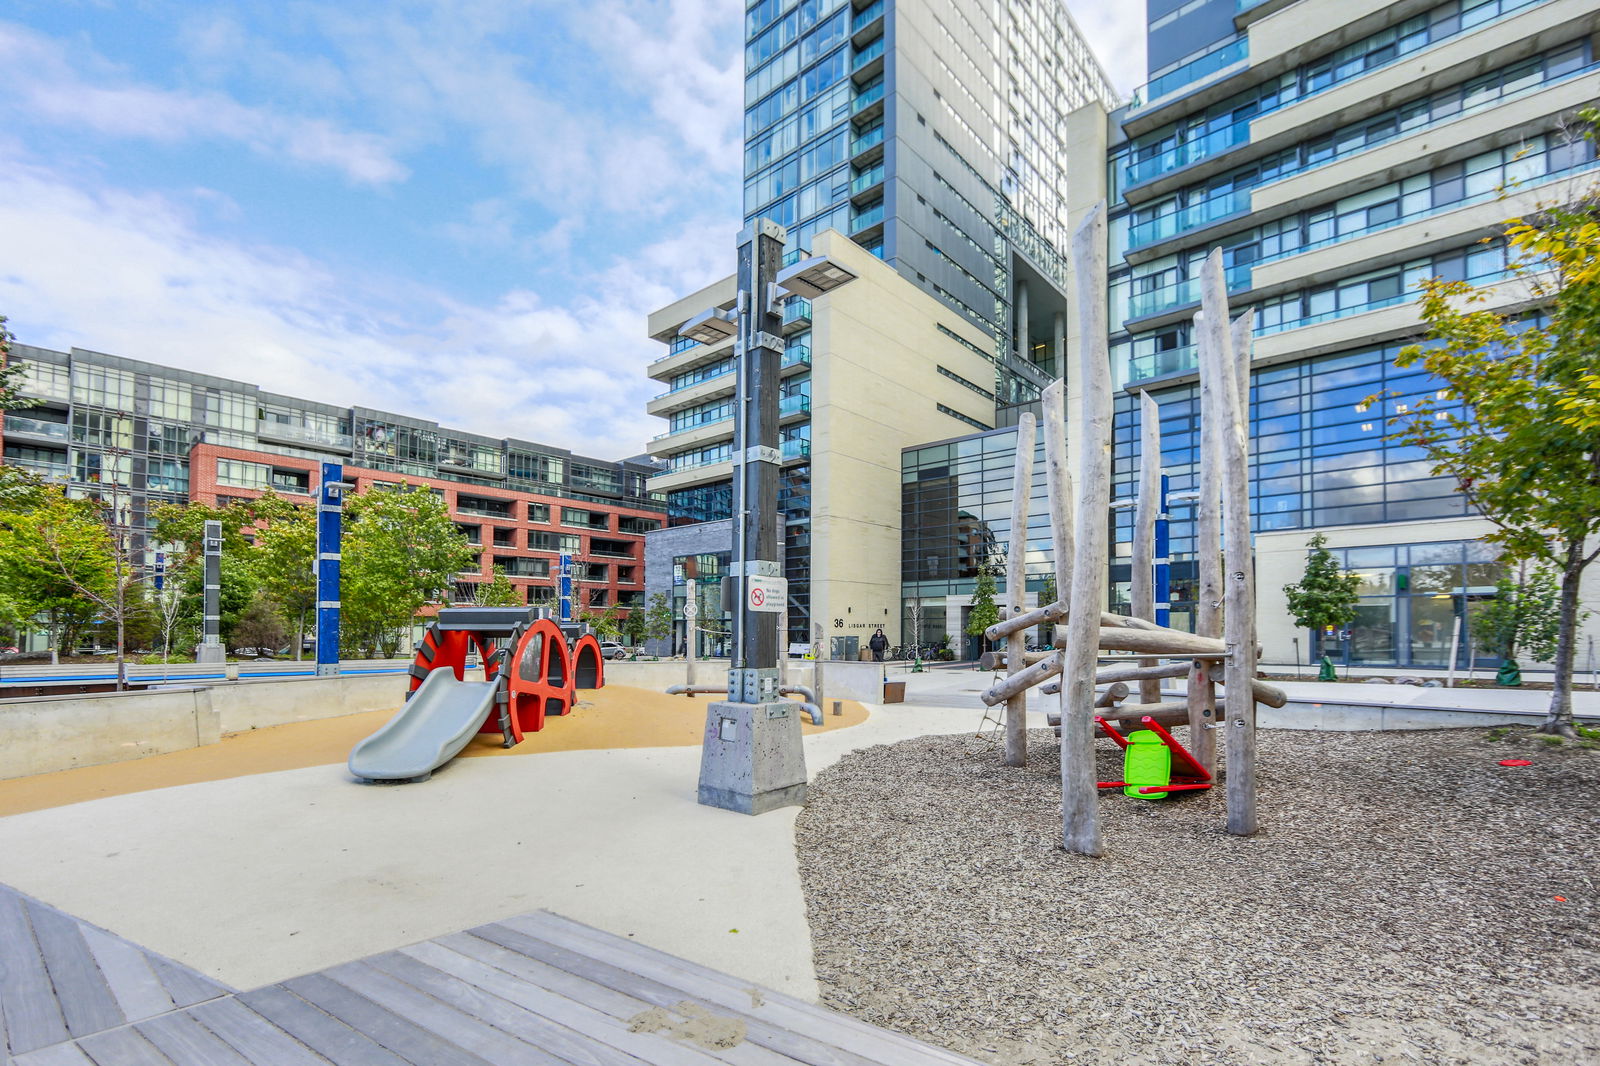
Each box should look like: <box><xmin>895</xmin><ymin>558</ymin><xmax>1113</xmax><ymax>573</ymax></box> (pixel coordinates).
<box><xmin>1094</xmin><ymin>714</ymin><xmax>1214</xmax><ymax>798</ymax></box>
<box><xmin>407</xmin><ymin>607</ymin><xmax>607</xmax><ymax>747</ymax></box>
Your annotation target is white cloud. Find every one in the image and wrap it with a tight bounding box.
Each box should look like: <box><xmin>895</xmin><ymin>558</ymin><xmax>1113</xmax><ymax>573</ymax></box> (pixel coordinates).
<box><xmin>0</xmin><ymin>154</ymin><xmax>731</xmax><ymax>459</ymax></box>
<box><xmin>0</xmin><ymin>22</ymin><xmax>405</xmax><ymax>186</ymax></box>
<box><xmin>1068</xmin><ymin>2</ymin><xmax>1148</xmax><ymax>100</ymax></box>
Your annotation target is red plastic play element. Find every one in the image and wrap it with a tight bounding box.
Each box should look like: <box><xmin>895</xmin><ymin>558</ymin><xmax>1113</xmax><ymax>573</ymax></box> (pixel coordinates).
<box><xmin>500</xmin><ymin>618</ymin><xmax>577</xmax><ymax>739</ymax></box>
<box><xmin>570</xmin><ymin>634</ymin><xmax>607</xmax><ymax>691</ymax></box>
<box><xmin>1499</xmin><ymin>759</ymin><xmax>1533</xmax><ymax>767</ymax></box>
<box><xmin>408</xmin><ymin>625</ymin><xmax>495</xmax><ymax>695</ymax></box>
<box><xmin>1094</xmin><ymin>714</ymin><xmax>1214</xmax><ymax>795</ymax></box>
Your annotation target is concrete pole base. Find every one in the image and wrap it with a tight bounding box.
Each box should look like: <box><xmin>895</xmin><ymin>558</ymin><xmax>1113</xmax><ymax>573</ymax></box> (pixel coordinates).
<box><xmin>194</xmin><ymin>645</ymin><xmax>225</xmax><ymax>664</ymax></box>
<box><xmin>697</xmin><ymin>700</ymin><xmax>807</xmax><ymax>815</ymax></box>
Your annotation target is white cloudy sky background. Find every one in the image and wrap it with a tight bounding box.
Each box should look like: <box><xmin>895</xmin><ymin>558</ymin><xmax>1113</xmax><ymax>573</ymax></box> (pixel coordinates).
<box><xmin>0</xmin><ymin>1</ymin><xmax>1143</xmax><ymax>459</ymax></box>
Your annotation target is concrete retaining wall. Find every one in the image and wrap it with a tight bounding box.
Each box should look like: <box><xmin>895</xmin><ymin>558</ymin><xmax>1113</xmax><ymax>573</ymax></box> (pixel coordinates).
<box><xmin>0</xmin><ymin>687</ymin><xmax>219</xmax><ymax>781</ymax></box>
<box><xmin>0</xmin><ymin>672</ymin><xmax>409</xmax><ymax>781</ymax></box>
<box><xmin>1265</xmin><ymin>699</ymin><xmax>1590</xmax><ymax>731</ymax></box>
<box><xmin>813</xmin><ymin>660</ymin><xmax>886</xmax><ymax>704</ymax></box>
<box><xmin>211</xmin><ymin>673</ymin><xmax>406</xmax><ymax>733</ymax></box>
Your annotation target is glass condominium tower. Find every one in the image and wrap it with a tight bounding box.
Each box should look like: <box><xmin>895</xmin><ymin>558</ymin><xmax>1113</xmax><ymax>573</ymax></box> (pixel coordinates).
<box><xmin>742</xmin><ymin>0</ymin><xmax>1116</xmax><ymax>414</ymax></box>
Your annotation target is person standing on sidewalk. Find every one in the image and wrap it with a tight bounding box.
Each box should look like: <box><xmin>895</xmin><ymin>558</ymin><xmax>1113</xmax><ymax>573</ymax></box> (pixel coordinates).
<box><xmin>869</xmin><ymin>628</ymin><xmax>889</xmax><ymax>662</ymax></box>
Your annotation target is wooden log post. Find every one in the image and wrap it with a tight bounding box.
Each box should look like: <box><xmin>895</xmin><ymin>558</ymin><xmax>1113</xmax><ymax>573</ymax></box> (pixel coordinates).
<box><xmin>1097</xmin><ymin>627</ymin><xmax>1228</xmax><ymax>657</ymax></box>
<box><xmin>1042</xmin><ymin>376</ymin><xmax>1075</xmax><ymax>793</ymax></box>
<box><xmin>1062</xmin><ymin>201</ymin><xmax>1111</xmax><ymax>857</ymax></box>
<box><xmin>1133</xmin><ymin>391</ymin><xmax>1162</xmax><ymax>705</ymax></box>
<box><xmin>981</xmin><ymin>652</ymin><xmax>1062</xmax><ymax>705</ymax></box>
<box><xmin>1003</xmin><ymin>412</ymin><xmax>1037</xmax><ymax>768</ymax></box>
<box><xmin>1201</xmin><ymin>251</ymin><xmax>1259</xmax><ymax>836</ymax></box>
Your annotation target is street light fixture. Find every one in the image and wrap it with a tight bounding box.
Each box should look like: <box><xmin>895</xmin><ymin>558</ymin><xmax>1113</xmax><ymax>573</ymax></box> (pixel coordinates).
<box><xmin>678</xmin><ymin>307</ymin><xmax>737</xmax><ymax>345</ymax></box>
<box><xmin>775</xmin><ymin>255</ymin><xmax>857</xmax><ymax>299</ymax></box>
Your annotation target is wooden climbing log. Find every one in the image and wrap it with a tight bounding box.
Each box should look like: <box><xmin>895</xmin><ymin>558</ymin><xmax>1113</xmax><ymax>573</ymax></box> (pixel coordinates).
<box><xmin>1094</xmin><ymin>682</ymin><xmax>1129</xmax><ymax>708</ymax></box>
<box><xmin>1096</xmin><ymin>700</ymin><xmax>1189</xmax><ymax>721</ymax></box>
<box><xmin>986</xmin><ymin>601</ymin><xmax>1065</xmax><ymax>643</ymax></box>
<box><xmin>1133</xmin><ymin>391</ymin><xmax>1162</xmax><ymax>705</ymax></box>
<box><xmin>1062</xmin><ymin>201</ymin><xmax>1111</xmax><ymax>857</ymax></box>
<box><xmin>1201</xmin><ymin>253</ymin><xmax>1259</xmax><ymax>837</ymax></box>
<box><xmin>1186</xmin><ymin>662</ymin><xmax>1218</xmax><ymax>773</ymax></box>
<box><xmin>1097</xmin><ymin>627</ymin><xmax>1227</xmax><ymax>657</ymax></box>
<box><xmin>1204</xmin><ymin>663</ymin><xmax>1286</xmax><ymax>708</ymax></box>
<box><xmin>1096</xmin><ymin>661</ymin><xmax>1192</xmax><ymax>685</ymax></box>
<box><xmin>1004</xmin><ymin>412</ymin><xmax>1037</xmax><ymax>769</ymax></box>
<box><xmin>980</xmin><ymin>652</ymin><xmax>1061</xmax><ymax>705</ymax></box>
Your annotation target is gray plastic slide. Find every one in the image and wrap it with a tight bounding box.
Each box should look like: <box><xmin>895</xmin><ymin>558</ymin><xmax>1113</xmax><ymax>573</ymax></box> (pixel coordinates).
<box><xmin>348</xmin><ymin>668</ymin><xmax>499</xmax><ymax>782</ymax></box>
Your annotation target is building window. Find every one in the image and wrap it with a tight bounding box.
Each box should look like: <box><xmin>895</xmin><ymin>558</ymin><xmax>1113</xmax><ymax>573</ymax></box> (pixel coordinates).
<box><xmin>217</xmin><ymin>458</ymin><xmax>271</xmax><ymax>490</ymax></box>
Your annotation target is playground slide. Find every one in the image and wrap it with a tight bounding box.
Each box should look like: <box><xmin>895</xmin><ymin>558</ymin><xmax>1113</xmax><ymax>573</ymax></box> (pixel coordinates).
<box><xmin>348</xmin><ymin>669</ymin><xmax>499</xmax><ymax>782</ymax></box>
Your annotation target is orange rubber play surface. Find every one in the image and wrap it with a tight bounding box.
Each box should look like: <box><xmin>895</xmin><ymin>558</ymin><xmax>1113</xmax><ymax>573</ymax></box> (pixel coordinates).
<box><xmin>0</xmin><ymin>685</ymin><xmax>868</xmax><ymax>818</ymax></box>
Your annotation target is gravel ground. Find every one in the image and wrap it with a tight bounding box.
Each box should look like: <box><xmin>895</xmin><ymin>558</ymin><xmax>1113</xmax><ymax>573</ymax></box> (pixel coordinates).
<box><xmin>796</xmin><ymin>726</ymin><xmax>1599</xmax><ymax>1066</ymax></box>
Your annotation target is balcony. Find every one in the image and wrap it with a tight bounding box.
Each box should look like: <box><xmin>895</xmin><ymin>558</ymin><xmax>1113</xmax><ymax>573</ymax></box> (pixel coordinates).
<box><xmin>782</xmin><ymin>297</ymin><xmax>812</xmax><ymax>331</ymax></box>
<box><xmin>1125</xmin><ymin>121</ymin><xmax>1251</xmax><ymax>189</ymax></box>
<box><xmin>850</xmin><ymin>123</ymin><xmax>885</xmax><ymax>165</ymax></box>
<box><xmin>255</xmin><ymin>420</ymin><xmax>354</xmax><ymax>453</ymax></box>
<box><xmin>781</xmin><ymin>437</ymin><xmax>811</xmax><ymax>462</ymax></box>
<box><xmin>850</xmin><ymin>202</ymin><xmax>885</xmax><ymax>235</ymax></box>
<box><xmin>1127</xmin><ymin>189</ymin><xmax>1252</xmax><ymax>257</ymax></box>
<box><xmin>851</xmin><ymin>37</ymin><xmax>885</xmax><ymax>83</ymax></box>
<box><xmin>782</xmin><ymin>345</ymin><xmax>812</xmax><ymax>371</ymax></box>
<box><xmin>781</xmin><ymin>247</ymin><xmax>811</xmax><ymax>267</ymax></box>
<box><xmin>852</xmin><ymin>79</ymin><xmax>885</xmax><ymax>124</ymax></box>
<box><xmin>1126</xmin><ymin>37</ymin><xmax>1249</xmax><ymax>116</ymax></box>
<box><xmin>7</xmin><ymin>457</ymin><xmax>71</xmax><ymax>482</ymax></box>
<box><xmin>3</xmin><ymin>415</ymin><xmax>69</xmax><ymax>443</ymax></box>
<box><xmin>779</xmin><ymin>394</ymin><xmax>811</xmax><ymax>421</ymax></box>
<box><xmin>1125</xmin><ymin>264</ymin><xmax>1252</xmax><ymax>325</ymax></box>
<box><xmin>456</xmin><ymin>504</ymin><xmax>512</xmax><ymax>520</ymax></box>
<box><xmin>852</xmin><ymin>0</ymin><xmax>884</xmax><ymax>36</ymax></box>
<box><xmin>850</xmin><ymin>164</ymin><xmax>885</xmax><ymax>203</ymax></box>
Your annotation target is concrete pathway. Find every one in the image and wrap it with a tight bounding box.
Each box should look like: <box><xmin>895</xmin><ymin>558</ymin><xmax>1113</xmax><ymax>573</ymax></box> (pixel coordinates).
<box><xmin>0</xmin><ymin>698</ymin><xmax>1023</xmax><ymax>1006</ymax></box>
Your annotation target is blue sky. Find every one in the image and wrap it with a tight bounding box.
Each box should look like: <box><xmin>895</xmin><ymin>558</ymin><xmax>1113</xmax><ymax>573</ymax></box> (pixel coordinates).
<box><xmin>0</xmin><ymin>1</ymin><xmax>1143</xmax><ymax>459</ymax></box>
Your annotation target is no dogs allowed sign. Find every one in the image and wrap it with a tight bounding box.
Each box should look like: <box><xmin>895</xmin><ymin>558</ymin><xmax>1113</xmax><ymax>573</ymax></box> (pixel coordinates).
<box><xmin>746</xmin><ymin>575</ymin><xmax>788</xmax><ymax>613</ymax></box>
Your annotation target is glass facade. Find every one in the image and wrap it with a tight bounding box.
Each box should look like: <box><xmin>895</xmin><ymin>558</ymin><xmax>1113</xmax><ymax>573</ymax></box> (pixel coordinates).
<box><xmin>1320</xmin><ymin>540</ymin><xmax>1504</xmax><ymax>668</ymax></box>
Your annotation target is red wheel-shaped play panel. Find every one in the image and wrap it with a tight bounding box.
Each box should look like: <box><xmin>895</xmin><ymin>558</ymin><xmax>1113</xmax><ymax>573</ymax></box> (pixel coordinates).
<box><xmin>571</xmin><ymin>634</ymin><xmax>606</xmax><ymax>690</ymax></box>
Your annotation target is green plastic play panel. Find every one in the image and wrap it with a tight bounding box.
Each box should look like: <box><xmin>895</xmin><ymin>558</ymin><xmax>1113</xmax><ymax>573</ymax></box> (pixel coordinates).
<box><xmin>1123</xmin><ymin>729</ymin><xmax>1171</xmax><ymax>800</ymax></box>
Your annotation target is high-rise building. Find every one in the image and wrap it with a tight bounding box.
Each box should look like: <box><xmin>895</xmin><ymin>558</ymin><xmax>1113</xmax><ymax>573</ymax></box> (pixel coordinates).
<box><xmin>2</xmin><ymin>344</ymin><xmax>665</xmax><ymax>624</ymax></box>
<box><xmin>1079</xmin><ymin>0</ymin><xmax>1600</xmax><ymax>668</ymax></box>
<box><xmin>644</xmin><ymin>0</ymin><xmax>1116</xmax><ymax>654</ymax></box>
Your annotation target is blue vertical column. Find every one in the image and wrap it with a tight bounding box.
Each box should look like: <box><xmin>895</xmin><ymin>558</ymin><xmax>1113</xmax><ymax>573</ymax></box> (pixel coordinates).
<box><xmin>316</xmin><ymin>462</ymin><xmax>344</xmax><ymax>677</ymax></box>
<box><xmin>558</xmin><ymin>553</ymin><xmax>573</xmax><ymax>623</ymax></box>
<box><xmin>1154</xmin><ymin>473</ymin><xmax>1171</xmax><ymax>629</ymax></box>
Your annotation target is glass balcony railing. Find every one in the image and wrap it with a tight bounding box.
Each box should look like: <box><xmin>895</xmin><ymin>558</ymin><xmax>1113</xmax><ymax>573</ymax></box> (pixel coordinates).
<box><xmin>781</xmin><ymin>438</ymin><xmax>812</xmax><ymax>461</ymax></box>
<box><xmin>781</xmin><ymin>247</ymin><xmax>811</xmax><ymax>267</ymax></box>
<box><xmin>669</xmin><ymin>335</ymin><xmax>700</xmax><ymax>354</ymax></box>
<box><xmin>1126</xmin><ymin>264</ymin><xmax>1252</xmax><ymax>321</ymax></box>
<box><xmin>783</xmin><ymin>297</ymin><xmax>812</xmax><ymax>324</ymax></box>
<box><xmin>653</xmin><ymin>368</ymin><xmax>734</xmax><ymax>401</ymax></box>
<box><xmin>1126</xmin><ymin>121</ymin><xmax>1251</xmax><ymax>186</ymax></box>
<box><xmin>852</xmin><ymin>0</ymin><xmax>884</xmax><ymax>32</ymax></box>
<box><xmin>779</xmin><ymin>394</ymin><xmax>811</xmax><ymax>417</ymax></box>
<box><xmin>7</xmin><ymin>457</ymin><xmax>71</xmax><ymax>481</ymax></box>
<box><xmin>851</xmin><ymin>165</ymin><xmax>885</xmax><ymax>195</ymax></box>
<box><xmin>654</xmin><ymin>415</ymin><xmax>733</xmax><ymax>441</ymax></box>
<box><xmin>456</xmin><ymin>505</ymin><xmax>512</xmax><ymax>519</ymax></box>
<box><xmin>852</xmin><ymin>124</ymin><xmax>885</xmax><ymax>155</ymax></box>
<box><xmin>782</xmin><ymin>345</ymin><xmax>811</xmax><ymax>369</ymax></box>
<box><xmin>1128</xmin><ymin>189</ymin><xmax>1253</xmax><ymax>251</ymax></box>
<box><xmin>255</xmin><ymin>420</ymin><xmax>354</xmax><ymax>450</ymax></box>
<box><xmin>3</xmin><ymin>415</ymin><xmax>69</xmax><ymax>441</ymax></box>
<box><xmin>853</xmin><ymin>80</ymin><xmax>885</xmax><ymax>113</ymax></box>
<box><xmin>852</xmin><ymin>37</ymin><xmax>884</xmax><ymax>71</ymax></box>
<box><xmin>851</xmin><ymin>202</ymin><xmax>885</xmax><ymax>232</ymax></box>
<box><xmin>1127</xmin><ymin>37</ymin><xmax>1248</xmax><ymax>113</ymax></box>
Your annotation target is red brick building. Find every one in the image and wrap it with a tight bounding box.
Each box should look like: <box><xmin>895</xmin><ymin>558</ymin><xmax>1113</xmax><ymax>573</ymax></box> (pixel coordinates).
<box><xmin>189</xmin><ymin>442</ymin><xmax>664</xmax><ymax>614</ymax></box>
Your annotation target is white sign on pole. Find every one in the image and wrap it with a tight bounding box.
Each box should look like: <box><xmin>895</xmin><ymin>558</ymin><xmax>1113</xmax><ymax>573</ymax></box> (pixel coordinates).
<box><xmin>746</xmin><ymin>575</ymin><xmax>787</xmax><ymax>613</ymax></box>
<box><xmin>684</xmin><ymin>600</ymin><xmax>699</xmax><ymax>619</ymax></box>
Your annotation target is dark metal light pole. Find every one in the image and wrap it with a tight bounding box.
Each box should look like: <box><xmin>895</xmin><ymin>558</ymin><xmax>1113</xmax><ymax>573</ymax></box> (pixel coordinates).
<box><xmin>696</xmin><ymin>218</ymin><xmax>805</xmax><ymax>814</ymax></box>
<box><xmin>195</xmin><ymin>519</ymin><xmax>224</xmax><ymax>664</ymax></box>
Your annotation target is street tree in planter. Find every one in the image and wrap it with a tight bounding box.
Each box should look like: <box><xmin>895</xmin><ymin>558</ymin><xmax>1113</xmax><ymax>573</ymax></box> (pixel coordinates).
<box><xmin>966</xmin><ymin>569</ymin><xmax>1001</xmax><ymax>663</ymax></box>
<box><xmin>1474</xmin><ymin>564</ymin><xmax>1564</xmax><ymax>686</ymax></box>
<box><xmin>1381</xmin><ymin>175</ymin><xmax>1600</xmax><ymax>736</ymax></box>
<box><xmin>1283</xmin><ymin>533</ymin><xmax>1361</xmax><ymax>681</ymax></box>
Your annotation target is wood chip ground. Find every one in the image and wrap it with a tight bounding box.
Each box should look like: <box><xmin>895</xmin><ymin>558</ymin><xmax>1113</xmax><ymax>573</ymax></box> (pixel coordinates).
<box><xmin>795</xmin><ymin>727</ymin><xmax>1599</xmax><ymax>1066</ymax></box>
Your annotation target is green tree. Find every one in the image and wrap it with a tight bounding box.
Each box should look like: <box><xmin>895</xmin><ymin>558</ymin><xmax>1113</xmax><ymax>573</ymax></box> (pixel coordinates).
<box><xmin>642</xmin><ymin>591</ymin><xmax>675</xmax><ymax>647</ymax></box>
<box><xmin>620</xmin><ymin>606</ymin><xmax>648</xmax><ymax>645</ymax></box>
<box><xmin>1383</xmin><ymin>194</ymin><xmax>1600</xmax><ymax>736</ymax></box>
<box><xmin>1283</xmin><ymin>533</ymin><xmax>1361</xmax><ymax>673</ymax></box>
<box><xmin>473</xmin><ymin>566</ymin><xmax>522</xmax><ymax>607</ymax></box>
<box><xmin>966</xmin><ymin>569</ymin><xmax>1000</xmax><ymax>659</ymax></box>
<box><xmin>252</xmin><ymin>503</ymin><xmax>316</xmax><ymax>658</ymax></box>
<box><xmin>1475</xmin><ymin>564</ymin><xmax>1565</xmax><ymax>685</ymax></box>
<box><xmin>177</xmin><ymin>553</ymin><xmax>259</xmax><ymax>651</ymax></box>
<box><xmin>342</xmin><ymin>486</ymin><xmax>476</xmax><ymax>657</ymax></box>
<box><xmin>578</xmin><ymin>603</ymin><xmax>623</xmax><ymax>640</ymax></box>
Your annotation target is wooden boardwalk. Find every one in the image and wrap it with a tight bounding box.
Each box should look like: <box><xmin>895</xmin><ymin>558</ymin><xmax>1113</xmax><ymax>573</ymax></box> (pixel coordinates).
<box><xmin>2</xmin><ymin>887</ymin><xmax>984</xmax><ymax>1065</ymax></box>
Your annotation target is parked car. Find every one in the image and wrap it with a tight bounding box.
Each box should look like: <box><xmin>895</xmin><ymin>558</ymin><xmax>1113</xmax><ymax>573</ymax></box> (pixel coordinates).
<box><xmin>599</xmin><ymin>641</ymin><xmax>629</xmax><ymax>661</ymax></box>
